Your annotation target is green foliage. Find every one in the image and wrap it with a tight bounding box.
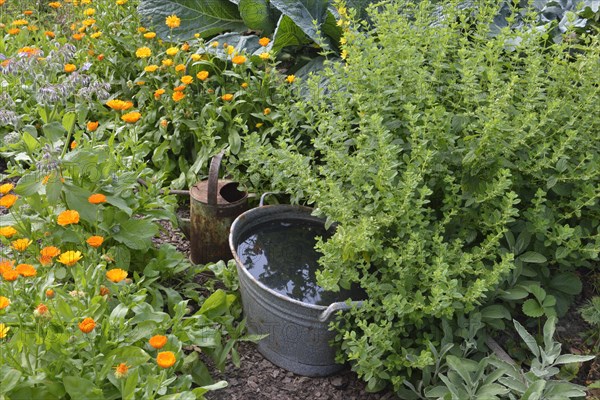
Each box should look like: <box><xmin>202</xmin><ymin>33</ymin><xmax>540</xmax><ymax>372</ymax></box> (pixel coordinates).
<box><xmin>230</xmin><ymin>0</ymin><xmax>600</xmax><ymax>391</ymax></box>
<box><xmin>137</xmin><ymin>0</ymin><xmax>345</xmax><ymax>56</ymax></box>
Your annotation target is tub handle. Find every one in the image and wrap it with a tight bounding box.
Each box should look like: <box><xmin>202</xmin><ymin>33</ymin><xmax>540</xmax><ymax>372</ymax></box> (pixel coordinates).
<box><xmin>259</xmin><ymin>192</ymin><xmax>280</xmax><ymax>207</ymax></box>
<box><xmin>318</xmin><ymin>301</ymin><xmax>363</xmax><ymax>323</ymax></box>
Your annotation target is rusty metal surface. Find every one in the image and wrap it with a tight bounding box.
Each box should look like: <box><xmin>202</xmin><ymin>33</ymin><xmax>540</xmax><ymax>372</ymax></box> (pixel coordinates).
<box><xmin>189</xmin><ymin>152</ymin><xmax>248</xmax><ymax>264</ymax></box>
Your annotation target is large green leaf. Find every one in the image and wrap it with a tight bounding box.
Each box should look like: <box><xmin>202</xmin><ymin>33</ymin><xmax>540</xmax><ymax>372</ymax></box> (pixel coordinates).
<box><xmin>270</xmin><ymin>0</ymin><xmax>330</xmax><ymax>47</ymax></box>
<box><xmin>205</xmin><ymin>33</ymin><xmax>263</xmax><ymax>59</ymax></box>
<box><xmin>272</xmin><ymin>15</ymin><xmax>311</xmax><ymax>53</ymax></box>
<box><xmin>112</xmin><ymin>218</ymin><xmax>159</xmax><ymax>250</ymax></box>
<box><xmin>239</xmin><ymin>0</ymin><xmax>276</xmax><ymax>33</ymax></box>
<box><xmin>138</xmin><ymin>0</ymin><xmax>247</xmax><ymax>41</ymax></box>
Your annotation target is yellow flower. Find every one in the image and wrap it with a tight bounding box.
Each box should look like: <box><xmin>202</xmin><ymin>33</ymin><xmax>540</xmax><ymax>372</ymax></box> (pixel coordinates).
<box><xmin>255</xmin><ymin>122</ymin><xmax>264</xmax><ymax>128</ymax></box>
<box><xmin>166</xmin><ymin>47</ymin><xmax>178</xmax><ymax>56</ymax></box>
<box><xmin>226</xmin><ymin>45</ymin><xmax>235</xmax><ymax>55</ymax></box>
<box><xmin>106</xmin><ymin>268</ymin><xmax>127</xmax><ymax>283</ymax></box>
<box><xmin>258</xmin><ymin>37</ymin><xmax>270</xmax><ymax>47</ymax></box>
<box><xmin>0</xmin><ymin>296</ymin><xmax>10</xmax><ymax>310</ymax></box>
<box><xmin>175</xmin><ymin>64</ymin><xmax>186</xmax><ymax>72</ymax></box>
<box><xmin>79</xmin><ymin>317</ymin><xmax>95</xmax><ymax>333</ymax></box>
<box><xmin>165</xmin><ymin>15</ymin><xmax>181</xmax><ymax>29</ymax></box>
<box><xmin>144</xmin><ymin>32</ymin><xmax>156</xmax><ymax>39</ymax></box>
<box><xmin>48</xmin><ymin>2</ymin><xmax>62</xmax><ymax>8</ymax></box>
<box><xmin>137</xmin><ymin>27</ymin><xmax>147</xmax><ymax>33</ymax></box>
<box><xmin>136</xmin><ymin>47</ymin><xmax>152</xmax><ymax>58</ymax></box>
<box><xmin>286</xmin><ymin>75</ymin><xmax>296</xmax><ymax>83</ymax></box>
<box><xmin>90</xmin><ymin>32</ymin><xmax>102</xmax><ymax>39</ymax></box>
<box><xmin>0</xmin><ymin>323</ymin><xmax>9</xmax><ymax>339</ymax></box>
<box><xmin>190</xmin><ymin>54</ymin><xmax>202</xmax><ymax>61</ymax></box>
<box><xmin>172</xmin><ymin>92</ymin><xmax>185</xmax><ymax>102</ymax></box>
<box><xmin>114</xmin><ymin>363</ymin><xmax>129</xmax><ymax>379</ymax></box>
<box><xmin>15</xmin><ymin>263</ymin><xmax>36</xmax><ymax>277</ymax></box>
<box><xmin>263</xmin><ymin>108</ymin><xmax>271</xmax><ymax>115</ymax></box>
<box><xmin>156</xmin><ymin>351</ymin><xmax>176</xmax><ymax>368</ymax></box>
<box><xmin>0</xmin><ymin>194</ymin><xmax>17</xmax><ymax>209</ymax></box>
<box><xmin>86</xmin><ymin>236</ymin><xmax>104</xmax><ymax>248</ymax></box>
<box><xmin>154</xmin><ymin>88</ymin><xmax>165</xmax><ymax>99</ymax></box>
<box><xmin>341</xmin><ymin>49</ymin><xmax>348</xmax><ymax>60</ymax></box>
<box><xmin>232</xmin><ymin>55</ymin><xmax>246</xmax><ymax>65</ymax></box>
<box><xmin>106</xmin><ymin>99</ymin><xmax>133</xmax><ymax>111</ymax></box>
<box><xmin>11</xmin><ymin>239</ymin><xmax>32</xmax><ymax>252</ymax></box>
<box><xmin>221</xmin><ymin>94</ymin><xmax>234</xmax><ymax>101</ymax></box>
<box><xmin>149</xmin><ymin>335</ymin><xmax>168</xmax><ymax>349</ymax></box>
<box><xmin>196</xmin><ymin>71</ymin><xmax>209</xmax><ymax>81</ymax></box>
<box><xmin>83</xmin><ymin>7</ymin><xmax>95</xmax><ymax>16</ymax></box>
<box><xmin>211</xmin><ymin>41</ymin><xmax>219</xmax><ymax>48</ymax></box>
<box><xmin>82</xmin><ymin>18</ymin><xmax>95</xmax><ymax>27</ymax></box>
<box><xmin>162</xmin><ymin>59</ymin><xmax>173</xmax><ymax>67</ymax></box>
<box><xmin>259</xmin><ymin>52</ymin><xmax>270</xmax><ymax>60</ymax></box>
<box><xmin>121</xmin><ymin>112</ymin><xmax>142</xmax><ymax>123</ymax></box>
<box><xmin>241</xmin><ymin>82</ymin><xmax>249</xmax><ymax>89</ymax></box>
<box><xmin>145</xmin><ymin>64</ymin><xmax>159</xmax><ymax>72</ymax></box>
<box><xmin>58</xmin><ymin>251</ymin><xmax>83</xmax><ymax>266</ymax></box>
<box><xmin>0</xmin><ymin>226</ymin><xmax>17</xmax><ymax>238</ymax></box>
<box><xmin>46</xmin><ymin>289</ymin><xmax>55</xmax><ymax>298</ymax></box>
<box><xmin>64</xmin><ymin>64</ymin><xmax>77</xmax><ymax>73</ymax></box>
<box><xmin>88</xmin><ymin>193</ymin><xmax>106</xmax><ymax>204</ymax></box>
<box><xmin>57</xmin><ymin>210</ymin><xmax>80</xmax><ymax>226</ymax></box>
<box><xmin>116</xmin><ymin>0</ymin><xmax>128</xmax><ymax>5</ymax></box>
<box><xmin>12</xmin><ymin>19</ymin><xmax>28</xmax><ymax>26</ymax></box>
<box><xmin>181</xmin><ymin>75</ymin><xmax>193</xmax><ymax>84</ymax></box>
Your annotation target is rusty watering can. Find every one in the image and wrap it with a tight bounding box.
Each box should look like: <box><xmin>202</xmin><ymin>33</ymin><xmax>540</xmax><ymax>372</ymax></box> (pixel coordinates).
<box><xmin>189</xmin><ymin>151</ymin><xmax>248</xmax><ymax>264</ymax></box>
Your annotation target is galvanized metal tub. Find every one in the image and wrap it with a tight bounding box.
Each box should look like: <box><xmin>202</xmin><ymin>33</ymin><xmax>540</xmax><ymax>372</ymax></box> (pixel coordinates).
<box><xmin>229</xmin><ymin>203</ymin><xmax>363</xmax><ymax>377</ymax></box>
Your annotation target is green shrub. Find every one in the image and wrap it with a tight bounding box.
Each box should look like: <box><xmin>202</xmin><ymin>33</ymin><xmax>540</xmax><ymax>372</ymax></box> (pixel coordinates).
<box><xmin>231</xmin><ymin>0</ymin><xmax>600</xmax><ymax>392</ymax></box>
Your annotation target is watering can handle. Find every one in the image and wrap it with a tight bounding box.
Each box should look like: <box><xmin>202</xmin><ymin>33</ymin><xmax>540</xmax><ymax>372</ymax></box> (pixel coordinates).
<box><xmin>259</xmin><ymin>192</ymin><xmax>280</xmax><ymax>207</ymax></box>
<box><xmin>318</xmin><ymin>301</ymin><xmax>364</xmax><ymax>323</ymax></box>
<box><xmin>207</xmin><ymin>151</ymin><xmax>225</xmax><ymax>206</ymax></box>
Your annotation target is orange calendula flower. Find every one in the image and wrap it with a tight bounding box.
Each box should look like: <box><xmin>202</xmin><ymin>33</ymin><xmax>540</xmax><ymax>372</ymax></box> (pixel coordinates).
<box><xmin>87</xmin><ymin>121</ymin><xmax>99</xmax><ymax>131</ymax></box>
<box><xmin>40</xmin><ymin>256</ymin><xmax>53</xmax><ymax>266</ymax></box>
<box><xmin>40</xmin><ymin>246</ymin><xmax>61</xmax><ymax>258</ymax></box>
<box><xmin>0</xmin><ymin>296</ymin><xmax>10</xmax><ymax>309</ymax></box>
<box><xmin>45</xmin><ymin>31</ymin><xmax>55</xmax><ymax>38</ymax></box>
<box><xmin>160</xmin><ymin>119</ymin><xmax>168</xmax><ymax>128</ymax></box>
<box><xmin>106</xmin><ymin>99</ymin><xmax>134</xmax><ymax>111</ymax></box>
<box><xmin>99</xmin><ymin>285</ymin><xmax>110</xmax><ymax>296</ymax></box>
<box><xmin>12</xmin><ymin>19</ymin><xmax>28</xmax><ymax>26</ymax></box>
<box><xmin>64</xmin><ymin>64</ymin><xmax>77</xmax><ymax>73</ymax></box>
<box><xmin>135</xmin><ymin>47</ymin><xmax>152</xmax><ymax>58</ymax></box>
<box><xmin>24</xmin><ymin>10</ymin><xmax>34</xmax><ymax>15</ymax></box>
<box><xmin>79</xmin><ymin>317</ymin><xmax>95</xmax><ymax>333</ymax></box>
<box><xmin>72</xmin><ymin>33</ymin><xmax>85</xmax><ymax>41</ymax></box>
<box><xmin>221</xmin><ymin>94</ymin><xmax>234</xmax><ymax>101</ymax></box>
<box><xmin>259</xmin><ymin>37</ymin><xmax>270</xmax><ymax>47</ymax></box>
<box><xmin>58</xmin><ymin>251</ymin><xmax>83</xmax><ymax>266</ymax></box>
<box><xmin>173</xmin><ymin>85</ymin><xmax>186</xmax><ymax>92</ymax></box>
<box><xmin>2</xmin><ymin>269</ymin><xmax>19</xmax><ymax>282</ymax></box>
<box><xmin>263</xmin><ymin>108</ymin><xmax>271</xmax><ymax>115</ymax></box>
<box><xmin>106</xmin><ymin>268</ymin><xmax>127</xmax><ymax>283</ymax></box>
<box><xmin>144</xmin><ymin>32</ymin><xmax>156</xmax><ymax>39</ymax></box>
<box><xmin>156</xmin><ymin>351</ymin><xmax>176</xmax><ymax>368</ymax></box>
<box><xmin>196</xmin><ymin>71</ymin><xmax>209</xmax><ymax>81</ymax></box>
<box><xmin>175</xmin><ymin>64</ymin><xmax>186</xmax><ymax>72</ymax></box>
<box><xmin>57</xmin><ymin>210</ymin><xmax>80</xmax><ymax>226</ymax></box>
<box><xmin>0</xmin><ymin>194</ymin><xmax>17</xmax><ymax>208</ymax></box>
<box><xmin>49</xmin><ymin>2</ymin><xmax>62</xmax><ymax>8</ymax></box>
<box><xmin>165</xmin><ymin>15</ymin><xmax>181</xmax><ymax>29</ymax></box>
<box><xmin>114</xmin><ymin>363</ymin><xmax>129</xmax><ymax>379</ymax></box>
<box><xmin>86</xmin><ymin>236</ymin><xmax>104</xmax><ymax>248</ymax></box>
<box><xmin>88</xmin><ymin>193</ymin><xmax>106</xmax><ymax>204</ymax></box>
<box><xmin>34</xmin><ymin>303</ymin><xmax>50</xmax><ymax>317</ymax></box>
<box><xmin>11</xmin><ymin>238</ymin><xmax>32</xmax><ymax>252</ymax></box>
<box><xmin>0</xmin><ymin>260</ymin><xmax>14</xmax><ymax>274</ymax></box>
<box><xmin>232</xmin><ymin>55</ymin><xmax>246</xmax><ymax>65</ymax></box>
<box><xmin>181</xmin><ymin>42</ymin><xmax>190</xmax><ymax>51</ymax></box>
<box><xmin>46</xmin><ymin>289</ymin><xmax>55</xmax><ymax>298</ymax></box>
<box><xmin>154</xmin><ymin>88</ymin><xmax>165</xmax><ymax>99</ymax></box>
<box><xmin>241</xmin><ymin>82</ymin><xmax>249</xmax><ymax>89</ymax></box>
<box><xmin>16</xmin><ymin>263</ymin><xmax>36</xmax><ymax>277</ymax></box>
<box><xmin>162</xmin><ymin>59</ymin><xmax>173</xmax><ymax>67</ymax></box>
<box><xmin>0</xmin><ymin>226</ymin><xmax>17</xmax><ymax>238</ymax></box>
<box><xmin>172</xmin><ymin>92</ymin><xmax>185</xmax><ymax>102</ymax></box>
<box><xmin>8</xmin><ymin>28</ymin><xmax>20</xmax><ymax>35</ymax></box>
<box><xmin>145</xmin><ymin>65</ymin><xmax>159</xmax><ymax>72</ymax></box>
<box><xmin>181</xmin><ymin>75</ymin><xmax>193</xmax><ymax>85</ymax></box>
<box><xmin>121</xmin><ymin>112</ymin><xmax>142</xmax><ymax>123</ymax></box>
<box><xmin>149</xmin><ymin>335</ymin><xmax>168</xmax><ymax>349</ymax></box>
<box><xmin>70</xmin><ymin>141</ymin><xmax>77</xmax><ymax>150</ymax></box>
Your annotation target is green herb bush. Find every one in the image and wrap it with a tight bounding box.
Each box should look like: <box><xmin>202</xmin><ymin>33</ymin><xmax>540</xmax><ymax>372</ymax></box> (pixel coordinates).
<box><xmin>232</xmin><ymin>0</ymin><xmax>600</xmax><ymax>391</ymax></box>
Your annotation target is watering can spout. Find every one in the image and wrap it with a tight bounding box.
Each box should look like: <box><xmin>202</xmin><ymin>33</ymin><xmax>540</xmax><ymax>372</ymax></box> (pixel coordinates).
<box><xmin>318</xmin><ymin>301</ymin><xmax>363</xmax><ymax>323</ymax></box>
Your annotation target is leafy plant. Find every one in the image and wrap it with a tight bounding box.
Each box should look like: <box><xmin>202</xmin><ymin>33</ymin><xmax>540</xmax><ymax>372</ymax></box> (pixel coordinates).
<box><xmin>230</xmin><ymin>0</ymin><xmax>600</xmax><ymax>392</ymax></box>
<box><xmin>137</xmin><ymin>0</ymin><xmax>346</xmax><ymax>57</ymax></box>
<box><xmin>579</xmin><ymin>296</ymin><xmax>600</xmax><ymax>350</ymax></box>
